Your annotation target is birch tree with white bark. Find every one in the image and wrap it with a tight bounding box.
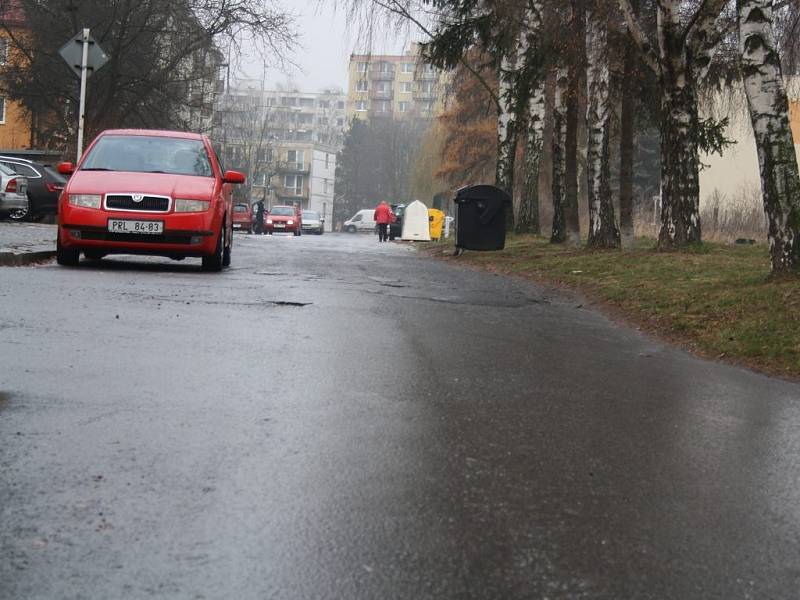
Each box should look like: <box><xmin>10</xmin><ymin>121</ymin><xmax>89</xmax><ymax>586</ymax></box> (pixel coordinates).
<box><xmin>738</xmin><ymin>0</ymin><xmax>800</xmax><ymax>274</ymax></box>
<box><xmin>586</xmin><ymin>0</ymin><xmax>621</xmax><ymax>248</ymax></box>
<box><xmin>619</xmin><ymin>0</ymin><xmax>729</xmax><ymax>250</ymax></box>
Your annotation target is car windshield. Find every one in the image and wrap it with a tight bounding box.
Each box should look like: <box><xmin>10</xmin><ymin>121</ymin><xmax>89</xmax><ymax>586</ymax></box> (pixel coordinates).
<box><xmin>303</xmin><ymin>211</ymin><xmax>319</xmax><ymax>219</ymax></box>
<box><xmin>271</xmin><ymin>206</ymin><xmax>294</xmax><ymax>216</ymax></box>
<box><xmin>234</xmin><ymin>205</ymin><xmax>249</xmax><ymax>213</ymax></box>
<box><xmin>81</xmin><ymin>135</ymin><xmax>213</xmax><ymax>177</ymax></box>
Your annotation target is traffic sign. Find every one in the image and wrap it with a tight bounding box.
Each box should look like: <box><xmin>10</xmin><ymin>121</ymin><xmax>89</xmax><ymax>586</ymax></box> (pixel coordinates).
<box><xmin>58</xmin><ymin>31</ymin><xmax>109</xmax><ymax>78</ymax></box>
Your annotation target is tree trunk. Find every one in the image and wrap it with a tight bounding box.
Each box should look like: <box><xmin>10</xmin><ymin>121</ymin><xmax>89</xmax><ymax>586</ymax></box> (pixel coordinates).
<box><xmin>564</xmin><ymin>0</ymin><xmax>584</xmax><ymax>247</ymax></box>
<box><xmin>738</xmin><ymin>0</ymin><xmax>800</xmax><ymax>273</ymax></box>
<box><xmin>658</xmin><ymin>80</ymin><xmax>702</xmax><ymax>249</ymax></box>
<box><xmin>585</xmin><ymin>1</ymin><xmax>620</xmax><ymax>249</ymax></box>
<box><xmin>656</xmin><ymin>0</ymin><xmax>702</xmax><ymax>249</ymax></box>
<box><xmin>497</xmin><ymin>53</ymin><xmax>519</xmax><ymax>232</ymax></box>
<box><xmin>551</xmin><ymin>68</ymin><xmax>568</xmax><ymax>243</ymax></box>
<box><xmin>618</xmin><ymin>0</ymin><xmax>638</xmax><ymax>249</ymax></box>
<box><xmin>517</xmin><ymin>82</ymin><xmax>545</xmax><ymax>234</ymax></box>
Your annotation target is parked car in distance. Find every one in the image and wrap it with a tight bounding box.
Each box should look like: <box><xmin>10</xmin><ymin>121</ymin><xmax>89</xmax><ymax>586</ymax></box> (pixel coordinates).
<box><xmin>301</xmin><ymin>210</ymin><xmax>324</xmax><ymax>234</ymax></box>
<box><xmin>0</xmin><ymin>162</ymin><xmax>28</xmax><ymax>219</ymax></box>
<box><xmin>0</xmin><ymin>155</ymin><xmax>66</xmax><ymax>221</ymax></box>
<box><xmin>344</xmin><ymin>209</ymin><xmax>377</xmax><ymax>233</ymax></box>
<box><xmin>232</xmin><ymin>202</ymin><xmax>253</xmax><ymax>233</ymax></box>
<box><xmin>265</xmin><ymin>205</ymin><xmax>301</xmax><ymax>236</ymax></box>
<box><xmin>389</xmin><ymin>203</ymin><xmax>405</xmax><ymax>240</ymax></box>
<box><xmin>56</xmin><ymin>129</ymin><xmax>245</xmax><ymax>271</ymax></box>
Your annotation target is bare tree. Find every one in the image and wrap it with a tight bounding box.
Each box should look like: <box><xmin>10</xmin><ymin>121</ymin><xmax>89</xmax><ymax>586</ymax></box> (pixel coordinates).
<box><xmin>0</xmin><ymin>0</ymin><xmax>295</xmax><ymax>153</ymax></box>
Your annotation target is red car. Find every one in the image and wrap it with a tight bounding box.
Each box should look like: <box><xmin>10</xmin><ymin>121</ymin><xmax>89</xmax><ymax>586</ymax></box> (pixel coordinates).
<box><xmin>232</xmin><ymin>202</ymin><xmax>253</xmax><ymax>233</ymax></box>
<box><xmin>56</xmin><ymin>129</ymin><xmax>245</xmax><ymax>271</ymax></box>
<box><xmin>265</xmin><ymin>205</ymin><xmax>302</xmax><ymax>236</ymax></box>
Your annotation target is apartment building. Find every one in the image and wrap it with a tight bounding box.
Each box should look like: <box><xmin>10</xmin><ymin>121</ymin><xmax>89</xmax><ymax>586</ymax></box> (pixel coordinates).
<box><xmin>214</xmin><ymin>84</ymin><xmax>344</xmax><ymax>230</ymax></box>
<box><xmin>346</xmin><ymin>45</ymin><xmax>449</xmax><ymax>122</ymax></box>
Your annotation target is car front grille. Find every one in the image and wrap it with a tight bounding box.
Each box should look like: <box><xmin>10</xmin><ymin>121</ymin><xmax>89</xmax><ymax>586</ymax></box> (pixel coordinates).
<box><xmin>105</xmin><ymin>194</ymin><xmax>170</xmax><ymax>212</ymax></box>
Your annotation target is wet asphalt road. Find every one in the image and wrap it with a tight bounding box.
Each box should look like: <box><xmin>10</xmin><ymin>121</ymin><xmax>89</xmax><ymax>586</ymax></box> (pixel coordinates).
<box><xmin>1</xmin><ymin>232</ymin><xmax>800</xmax><ymax>599</ymax></box>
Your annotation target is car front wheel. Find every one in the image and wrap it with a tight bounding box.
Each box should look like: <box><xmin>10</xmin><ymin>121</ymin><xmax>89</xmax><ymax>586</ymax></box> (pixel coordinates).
<box><xmin>56</xmin><ymin>231</ymin><xmax>79</xmax><ymax>266</ymax></box>
<box><xmin>202</xmin><ymin>225</ymin><xmax>225</xmax><ymax>272</ymax></box>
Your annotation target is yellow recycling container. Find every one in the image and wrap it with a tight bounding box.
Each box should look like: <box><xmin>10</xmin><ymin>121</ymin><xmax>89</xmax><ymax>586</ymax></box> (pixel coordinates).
<box><xmin>428</xmin><ymin>208</ymin><xmax>445</xmax><ymax>241</ymax></box>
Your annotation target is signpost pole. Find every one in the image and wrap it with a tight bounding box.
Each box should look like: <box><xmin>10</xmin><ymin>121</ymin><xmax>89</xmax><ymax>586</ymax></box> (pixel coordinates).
<box><xmin>76</xmin><ymin>28</ymin><xmax>90</xmax><ymax>161</ymax></box>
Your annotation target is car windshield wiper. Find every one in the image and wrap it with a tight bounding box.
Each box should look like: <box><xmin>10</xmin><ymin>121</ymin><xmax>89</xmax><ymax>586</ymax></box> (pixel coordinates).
<box><xmin>145</xmin><ymin>170</ymin><xmax>169</xmax><ymax>174</ymax></box>
<box><xmin>80</xmin><ymin>167</ymin><xmax>112</xmax><ymax>171</ymax></box>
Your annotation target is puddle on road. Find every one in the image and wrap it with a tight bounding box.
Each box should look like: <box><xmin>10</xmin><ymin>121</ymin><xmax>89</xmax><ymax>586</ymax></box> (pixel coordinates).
<box><xmin>0</xmin><ymin>391</ymin><xmax>10</xmax><ymax>411</ymax></box>
<box><xmin>268</xmin><ymin>301</ymin><xmax>312</xmax><ymax>307</ymax></box>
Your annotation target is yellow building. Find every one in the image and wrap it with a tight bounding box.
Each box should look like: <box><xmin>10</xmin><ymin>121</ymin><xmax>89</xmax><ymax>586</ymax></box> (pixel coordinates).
<box><xmin>0</xmin><ymin>1</ymin><xmax>33</xmax><ymax>149</ymax></box>
<box><xmin>346</xmin><ymin>45</ymin><xmax>449</xmax><ymax>122</ymax></box>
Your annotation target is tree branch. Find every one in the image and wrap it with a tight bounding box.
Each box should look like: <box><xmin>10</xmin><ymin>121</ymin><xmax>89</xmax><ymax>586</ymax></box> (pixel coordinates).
<box><xmin>617</xmin><ymin>0</ymin><xmax>660</xmax><ymax>75</ymax></box>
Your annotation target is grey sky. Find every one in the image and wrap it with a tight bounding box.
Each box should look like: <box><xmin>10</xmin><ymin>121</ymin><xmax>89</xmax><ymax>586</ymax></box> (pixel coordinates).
<box><xmin>240</xmin><ymin>0</ymin><xmax>420</xmax><ymax>92</ymax></box>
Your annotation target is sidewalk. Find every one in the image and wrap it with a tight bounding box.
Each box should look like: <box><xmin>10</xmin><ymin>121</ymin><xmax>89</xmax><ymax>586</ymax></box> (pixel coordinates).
<box><xmin>0</xmin><ymin>221</ymin><xmax>56</xmax><ymax>266</ymax></box>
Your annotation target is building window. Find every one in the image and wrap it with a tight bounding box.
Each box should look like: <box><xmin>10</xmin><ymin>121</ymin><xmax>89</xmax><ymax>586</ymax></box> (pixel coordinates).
<box><xmin>376</xmin><ymin>81</ymin><xmax>391</xmax><ymax>92</ymax></box>
<box><xmin>253</xmin><ymin>170</ymin><xmax>268</xmax><ymax>187</ymax></box>
<box><xmin>0</xmin><ymin>98</ymin><xmax>5</xmax><ymax>124</ymax></box>
<box><xmin>287</xmin><ymin>149</ymin><xmax>304</xmax><ymax>169</ymax></box>
<box><xmin>299</xmin><ymin>97</ymin><xmax>314</xmax><ymax>107</ymax></box>
<box><xmin>399</xmin><ymin>101</ymin><xmax>409</xmax><ymax>113</ymax></box>
<box><xmin>256</xmin><ymin>148</ymin><xmax>273</xmax><ymax>163</ymax></box>
<box><xmin>337</xmin><ymin>118</ymin><xmax>345</xmax><ymax>127</ymax></box>
<box><xmin>357</xmin><ymin>62</ymin><xmax>368</xmax><ymax>72</ymax></box>
<box><xmin>377</xmin><ymin>100</ymin><xmax>390</xmax><ymax>113</ymax></box>
<box><xmin>284</xmin><ymin>174</ymin><xmax>304</xmax><ymax>195</ymax></box>
<box><xmin>319</xmin><ymin>100</ymin><xmax>330</xmax><ymax>108</ymax></box>
<box><xmin>421</xmin><ymin>81</ymin><xmax>435</xmax><ymax>94</ymax></box>
<box><xmin>402</xmin><ymin>62</ymin><xmax>413</xmax><ymax>73</ymax></box>
<box><xmin>0</xmin><ymin>39</ymin><xmax>7</xmax><ymax>65</ymax></box>
<box><xmin>325</xmin><ymin>153</ymin><xmax>330</xmax><ymax>169</ymax></box>
<box><xmin>337</xmin><ymin>100</ymin><xmax>345</xmax><ymax>109</ymax></box>
<box><xmin>401</xmin><ymin>82</ymin><xmax>412</xmax><ymax>93</ymax></box>
<box><xmin>355</xmin><ymin>100</ymin><xmax>367</xmax><ymax>112</ymax></box>
<box><xmin>356</xmin><ymin>80</ymin><xmax>368</xmax><ymax>92</ymax></box>
<box><xmin>379</xmin><ymin>61</ymin><xmax>391</xmax><ymax>73</ymax></box>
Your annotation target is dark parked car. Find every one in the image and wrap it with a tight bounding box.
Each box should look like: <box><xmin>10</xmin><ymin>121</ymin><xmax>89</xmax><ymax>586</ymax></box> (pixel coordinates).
<box><xmin>0</xmin><ymin>156</ymin><xmax>66</xmax><ymax>221</ymax></box>
<box><xmin>389</xmin><ymin>203</ymin><xmax>405</xmax><ymax>240</ymax></box>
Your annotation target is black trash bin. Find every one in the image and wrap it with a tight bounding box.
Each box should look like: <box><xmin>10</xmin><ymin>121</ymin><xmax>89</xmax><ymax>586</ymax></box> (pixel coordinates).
<box><xmin>453</xmin><ymin>184</ymin><xmax>510</xmax><ymax>251</ymax></box>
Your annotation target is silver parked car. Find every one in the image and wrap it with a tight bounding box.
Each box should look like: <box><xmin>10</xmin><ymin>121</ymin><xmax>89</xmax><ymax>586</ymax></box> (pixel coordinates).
<box><xmin>301</xmin><ymin>210</ymin><xmax>325</xmax><ymax>234</ymax></box>
<box><xmin>0</xmin><ymin>162</ymin><xmax>28</xmax><ymax>218</ymax></box>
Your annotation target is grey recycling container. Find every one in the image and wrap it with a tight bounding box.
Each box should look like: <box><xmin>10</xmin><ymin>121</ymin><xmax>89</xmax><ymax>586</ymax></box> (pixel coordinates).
<box><xmin>453</xmin><ymin>184</ymin><xmax>510</xmax><ymax>251</ymax></box>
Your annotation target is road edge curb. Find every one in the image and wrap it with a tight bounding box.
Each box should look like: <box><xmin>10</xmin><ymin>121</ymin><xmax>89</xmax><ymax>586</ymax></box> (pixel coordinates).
<box><xmin>0</xmin><ymin>250</ymin><xmax>56</xmax><ymax>267</ymax></box>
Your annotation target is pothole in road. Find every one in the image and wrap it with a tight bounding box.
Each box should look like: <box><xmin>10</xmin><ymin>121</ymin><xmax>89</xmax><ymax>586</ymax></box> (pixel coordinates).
<box><xmin>267</xmin><ymin>301</ymin><xmax>312</xmax><ymax>307</ymax></box>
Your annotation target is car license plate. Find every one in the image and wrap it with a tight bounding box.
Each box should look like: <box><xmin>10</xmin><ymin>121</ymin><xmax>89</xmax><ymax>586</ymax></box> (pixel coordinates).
<box><xmin>274</xmin><ymin>223</ymin><xmax>285</xmax><ymax>228</ymax></box>
<box><xmin>107</xmin><ymin>219</ymin><xmax>164</xmax><ymax>235</ymax></box>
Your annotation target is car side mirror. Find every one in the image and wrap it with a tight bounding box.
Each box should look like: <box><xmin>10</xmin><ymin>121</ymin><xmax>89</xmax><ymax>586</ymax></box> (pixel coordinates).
<box><xmin>57</xmin><ymin>162</ymin><xmax>74</xmax><ymax>175</ymax></box>
<box><xmin>223</xmin><ymin>170</ymin><xmax>246</xmax><ymax>184</ymax></box>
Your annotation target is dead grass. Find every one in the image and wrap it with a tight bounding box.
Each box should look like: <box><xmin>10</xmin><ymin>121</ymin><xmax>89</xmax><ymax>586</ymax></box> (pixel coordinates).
<box><xmin>421</xmin><ymin>235</ymin><xmax>800</xmax><ymax>379</ymax></box>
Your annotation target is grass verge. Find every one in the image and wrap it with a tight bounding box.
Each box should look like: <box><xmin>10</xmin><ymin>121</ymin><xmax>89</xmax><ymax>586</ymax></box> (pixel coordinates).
<box><xmin>420</xmin><ymin>235</ymin><xmax>800</xmax><ymax>379</ymax></box>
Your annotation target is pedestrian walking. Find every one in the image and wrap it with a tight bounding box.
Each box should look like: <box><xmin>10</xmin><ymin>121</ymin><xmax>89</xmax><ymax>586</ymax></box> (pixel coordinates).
<box><xmin>374</xmin><ymin>201</ymin><xmax>394</xmax><ymax>242</ymax></box>
<box><xmin>253</xmin><ymin>199</ymin><xmax>265</xmax><ymax>234</ymax></box>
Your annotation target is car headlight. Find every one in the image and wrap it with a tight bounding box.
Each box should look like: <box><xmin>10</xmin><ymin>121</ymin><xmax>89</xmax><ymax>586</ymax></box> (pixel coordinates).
<box><xmin>287</xmin><ymin>219</ymin><xmax>294</xmax><ymax>225</ymax></box>
<box><xmin>68</xmin><ymin>194</ymin><xmax>102</xmax><ymax>209</ymax></box>
<box><xmin>174</xmin><ymin>199</ymin><xmax>210</xmax><ymax>212</ymax></box>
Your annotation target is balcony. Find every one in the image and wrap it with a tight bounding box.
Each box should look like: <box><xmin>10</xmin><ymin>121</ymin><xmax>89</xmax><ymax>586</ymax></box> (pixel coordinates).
<box><xmin>370</xmin><ymin>88</ymin><xmax>393</xmax><ymax>100</ymax></box>
<box><xmin>277</xmin><ymin>161</ymin><xmax>309</xmax><ymax>174</ymax></box>
<box><xmin>274</xmin><ymin>185</ymin><xmax>308</xmax><ymax>199</ymax></box>
<box><xmin>370</xmin><ymin>65</ymin><xmax>395</xmax><ymax>80</ymax></box>
<box><xmin>371</xmin><ymin>108</ymin><xmax>393</xmax><ymax>118</ymax></box>
<box><xmin>415</xmin><ymin>68</ymin><xmax>438</xmax><ymax>80</ymax></box>
<box><xmin>413</xmin><ymin>89</ymin><xmax>438</xmax><ymax>100</ymax></box>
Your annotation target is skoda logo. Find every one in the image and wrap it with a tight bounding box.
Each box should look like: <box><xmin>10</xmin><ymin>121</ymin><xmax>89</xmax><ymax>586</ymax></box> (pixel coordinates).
<box><xmin>132</xmin><ymin>194</ymin><xmax>144</xmax><ymax>203</ymax></box>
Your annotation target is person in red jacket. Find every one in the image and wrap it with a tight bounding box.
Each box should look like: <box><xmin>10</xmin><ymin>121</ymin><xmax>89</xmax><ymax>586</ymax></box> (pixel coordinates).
<box><xmin>373</xmin><ymin>201</ymin><xmax>395</xmax><ymax>242</ymax></box>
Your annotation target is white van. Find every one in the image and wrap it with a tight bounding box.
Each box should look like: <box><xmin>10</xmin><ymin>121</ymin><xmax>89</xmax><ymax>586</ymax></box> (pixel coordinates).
<box><xmin>343</xmin><ymin>209</ymin><xmax>376</xmax><ymax>233</ymax></box>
